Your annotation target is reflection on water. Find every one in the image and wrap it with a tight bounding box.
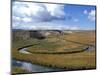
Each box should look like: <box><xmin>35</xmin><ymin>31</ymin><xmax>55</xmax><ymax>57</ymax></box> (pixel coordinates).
<box><xmin>12</xmin><ymin>60</ymin><xmax>61</xmax><ymax>72</ymax></box>
<box><xmin>19</xmin><ymin>48</ymin><xmax>31</xmax><ymax>54</ymax></box>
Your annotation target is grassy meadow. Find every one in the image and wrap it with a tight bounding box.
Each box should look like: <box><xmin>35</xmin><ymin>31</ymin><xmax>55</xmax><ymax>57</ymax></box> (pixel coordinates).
<box><xmin>12</xmin><ymin>30</ymin><xmax>96</xmax><ymax>74</ymax></box>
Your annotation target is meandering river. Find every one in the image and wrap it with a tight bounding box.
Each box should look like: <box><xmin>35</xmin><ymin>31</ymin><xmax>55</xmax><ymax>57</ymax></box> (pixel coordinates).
<box><xmin>14</xmin><ymin>43</ymin><xmax>95</xmax><ymax>73</ymax></box>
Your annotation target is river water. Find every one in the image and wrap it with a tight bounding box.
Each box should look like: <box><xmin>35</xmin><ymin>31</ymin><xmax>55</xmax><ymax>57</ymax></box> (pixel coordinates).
<box><xmin>19</xmin><ymin>48</ymin><xmax>31</xmax><ymax>54</ymax></box>
<box><xmin>12</xmin><ymin>60</ymin><xmax>62</xmax><ymax>72</ymax></box>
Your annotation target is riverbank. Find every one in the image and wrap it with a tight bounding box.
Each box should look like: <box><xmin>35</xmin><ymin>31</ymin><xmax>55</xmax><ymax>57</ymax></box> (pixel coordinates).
<box><xmin>12</xmin><ymin>60</ymin><xmax>64</xmax><ymax>73</ymax></box>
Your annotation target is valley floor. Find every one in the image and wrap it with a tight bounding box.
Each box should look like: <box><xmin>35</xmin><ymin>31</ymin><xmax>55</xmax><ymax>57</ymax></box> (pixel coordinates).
<box><xmin>12</xmin><ymin>30</ymin><xmax>96</xmax><ymax>74</ymax></box>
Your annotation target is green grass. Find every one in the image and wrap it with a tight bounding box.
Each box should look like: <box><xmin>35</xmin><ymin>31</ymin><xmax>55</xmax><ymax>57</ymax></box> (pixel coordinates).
<box><xmin>12</xmin><ymin>67</ymin><xmax>29</xmax><ymax>75</ymax></box>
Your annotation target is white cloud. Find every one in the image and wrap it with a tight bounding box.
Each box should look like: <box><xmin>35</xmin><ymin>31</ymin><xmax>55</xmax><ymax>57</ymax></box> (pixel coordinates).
<box><xmin>12</xmin><ymin>2</ymin><xmax>79</xmax><ymax>30</ymax></box>
<box><xmin>88</xmin><ymin>10</ymin><xmax>95</xmax><ymax>21</ymax></box>
<box><xmin>83</xmin><ymin>9</ymin><xmax>95</xmax><ymax>21</ymax></box>
<box><xmin>12</xmin><ymin>21</ymin><xmax>79</xmax><ymax>30</ymax></box>
<box><xmin>83</xmin><ymin>10</ymin><xmax>88</xmax><ymax>14</ymax></box>
<box><xmin>13</xmin><ymin>16</ymin><xmax>21</xmax><ymax>22</ymax></box>
<box><xmin>22</xmin><ymin>17</ymin><xmax>32</xmax><ymax>23</ymax></box>
<box><xmin>45</xmin><ymin>4</ymin><xmax>65</xmax><ymax>19</ymax></box>
<box><xmin>12</xmin><ymin>2</ymin><xmax>66</xmax><ymax>23</ymax></box>
<box><xmin>70</xmin><ymin>26</ymin><xmax>79</xmax><ymax>30</ymax></box>
<box><xmin>12</xmin><ymin>2</ymin><xmax>67</xmax><ymax>29</ymax></box>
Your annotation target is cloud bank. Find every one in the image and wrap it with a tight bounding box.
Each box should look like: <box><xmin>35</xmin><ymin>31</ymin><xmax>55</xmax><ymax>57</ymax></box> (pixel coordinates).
<box><xmin>12</xmin><ymin>2</ymin><xmax>69</xmax><ymax>30</ymax></box>
<box><xmin>12</xmin><ymin>22</ymin><xmax>79</xmax><ymax>30</ymax></box>
<box><xmin>12</xmin><ymin>2</ymin><xmax>66</xmax><ymax>22</ymax></box>
<box><xmin>13</xmin><ymin>2</ymin><xmax>96</xmax><ymax>30</ymax></box>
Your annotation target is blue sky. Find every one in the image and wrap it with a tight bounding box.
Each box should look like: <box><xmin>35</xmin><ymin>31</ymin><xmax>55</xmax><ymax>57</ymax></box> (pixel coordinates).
<box><xmin>63</xmin><ymin>4</ymin><xmax>96</xmax><ymax>29</ymax></box>
<box><xmin>12</xmin><ymin>1</ymin><xmax>96</xmax><ymax>30</ymax></box>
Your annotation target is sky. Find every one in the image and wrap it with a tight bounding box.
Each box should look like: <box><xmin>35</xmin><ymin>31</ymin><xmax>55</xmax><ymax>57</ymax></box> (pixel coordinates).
<box><xmin>12</xmin><ymin>1</ymin><xmax>96</xmax><ymax>30</ymax></box>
